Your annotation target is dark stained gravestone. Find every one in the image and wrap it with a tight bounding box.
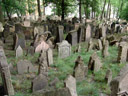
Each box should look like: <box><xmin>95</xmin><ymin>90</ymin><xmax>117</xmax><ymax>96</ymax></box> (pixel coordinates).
<box><xmin>66</xmin><ymin>30</ymin><xmax>78</xmax><ymax>46</ymax></box>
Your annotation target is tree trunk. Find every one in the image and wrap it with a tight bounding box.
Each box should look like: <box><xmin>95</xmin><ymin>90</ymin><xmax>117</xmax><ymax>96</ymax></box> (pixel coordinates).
<box><xmin>79</xmin><ymin>0</ymin><xmax>82</xmax><ymax>22</ymax></box>
<box><xmin>109</xmin><ymin>4</ymin><xmax>111</xmax><ymax>20</ymax></box>
<box><xmin>101</xmin><ymin>0</ymin><xmax>106</xmax><ymax>19</ymax></box>
<box><xmin>37</xmin><ymin>0</ymin><xmax>41</xmax><ymax>17</ymax></box>
<box><xmin>42</xmin><ymin>0</ymin><xmax>45</xmax><ymax>16</ymax></box>
<box><xmin>0</xmin><ymin>6</ymin><xmax>4</xmax><ymax>24</ymax></box>
<box><xmin>61</xmin><ymin>0</ymin><xmax>64</xmax><ymax>20</ymax></box>
<box><xmin>106</xmin><ymin>0</ymin><xmax>110</xmax><ymax>19</ymax></box>
<box><xmin>120</xmin><ymin>0</ymin><xmax>124</xmax><ymax>12</ymax></box>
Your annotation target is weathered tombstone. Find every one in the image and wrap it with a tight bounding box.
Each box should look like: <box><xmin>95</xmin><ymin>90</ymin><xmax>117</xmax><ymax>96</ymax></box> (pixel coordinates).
<box><xmin>17</xmin><ymin>60</ymin><xmax>35</xmax><ymax>74</ymax></box>
<box><xmin>110</xmin><ymin>64</ymin><xmax>128</xmax><ymax>96</ymax></box>
<box><xmin>87</xmin><ymin>39</ymin><xmax>93</xmax><ymax>52</ymax></box>
<box><xmin>85</xmin><ymin>24</ymin><xmax>91</xmax><ymax>41</ymax></box>
<box><xmin>3</xmin><ymin>24</ymin><xmax>10</xmax><ymax>38</ymax></box>
<box><xmin>23</xmin><ymin>19</ymin><xmax>30</xmax><ymax>27</ymax></box>
<box><xmin>102</xmin><ymin>40</ymin><xmax>109</xmax><ymax>58</ymax></box>
<box><xmin>101</xmin><ymin>25</ymin><xmax>107</xmax><ymax>37</ymax></box>
<box><xmin>0</xmin><ymin>22</ymin><xmax>4</xmax><ymax>32</ymax></box>
<box><xmin>55</xmin><ymin>25</ymin><xmax>64</xmax><ymax>43</ymax></box>
<box><xmin>105</xmin><ymin>69</ymin><xmax>112</xmax><ymax>85</ymax></box>
<box><xmin>32</xmin><ymin>74</ymin><xmax>48</xmax><ymax>92</ymax></box>
<box><xmin>47</xmin><ymin>48</ymin><xmax>53</xmax><ymax>66</ymax></box>
<box><xmin>27</xmin><ymin>46</ymin><xmax>35</xmax><ymax>55</ymax></box>
<box><xmin>66</xmin><ymin>30</ymin><xmax>78</xmax><ymax>46</ymax></box>
<box><xmin>74</xmin><ymin>44</ymin><xmax>81</xmax><ymax>53</ymax></box>
<box><xmin>117</xmin><ymin>42</ymin><xmax>128</xmax><ymax>63</ymax></box>
<box><xmin>34</xmin><ymin>25</ymin><xmax>45</xmax><ymax>36</ymax></box>
<box><xmin>77</xmin><ymin>26</ymin><xmax>84</xmax><ymax>43</ymax></box>
<box><xmin>16</xmin><ymin>45</ymin><xmax>23</xmax><ymax>58</ymax></box>
<box><xmin>64</xmin><ymin>75</ymin><xmax>77</xmax><ymax>96</ymax></box>
<box><xmin>57</xmin><ymin>40</ymin><xmax>71</xmax><ymax>58</ymax></box>
<box><xmin>0</xmin><ymin>46</ymin><xmax>14</xmax><ymax>95</ymax></box>
<box><xmin>98</xmin><ymin>39</ymin><xmax>103</xmax><ymax>50</ymax></box>
<box><xmin>88</xmin><ymin>52</ymin><xmax>102</xmax><ymax>72</ymax></box>
<box><xmin>38</xmin><ymin>51</ymin><xmax>48</xmax><ymax>75</ymax></box>
<box><xmin>73</xmin><ymin>56</ymin><xmax>88</xmax><ymax>81</ymax></box>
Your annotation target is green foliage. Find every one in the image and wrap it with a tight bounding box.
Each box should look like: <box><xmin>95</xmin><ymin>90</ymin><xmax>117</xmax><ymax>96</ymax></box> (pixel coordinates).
<box><xmin>120</xmin><ymin>4</ymin><xmax>128</xmax><ymax>21</ymax></box>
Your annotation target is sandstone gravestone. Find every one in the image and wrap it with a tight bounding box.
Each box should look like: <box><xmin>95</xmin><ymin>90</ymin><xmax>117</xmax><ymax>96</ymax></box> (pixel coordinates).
<box><xmin>87</xmin><ymin>39</ymin><xmax>94</xmax><ymax>52</ymax></box>
<box><xmin>0</xmin><ymin>22</ymin><xmax>4</xmax><ymax>32</ymax></box>
<box><xmin>105</xmin><ymin>69</ymin><xmax>112</xmax><ymax>85</ymax></box>
<box><xmin>101</xmin><ymin>25</ymin><xmax>107</xmax><ymax>37</ymax></box>
<box><xmin>0</xmin><ymin>46</ymin><xmax>14</xmax><ymax>95</ymax></box>
<box><xmin>85</xmin><ymin>24</ymin><xmax>91</xmax><ymax>41</ymax></box>
<box><xmin>73</xmin><ymin>56</ymin><xmax>88</xmax><ymax>81</ymax></box>
<box><xmin>98</xmin><ymin>39</ymin><xmax>103</xmax><ymax>50</ymax></box>
<box><xmin>117</xmin><ymin>42</ymin><xmax>128</xmax><ymax>63</ymax></box>
<box><xmin>57</xmin><ymin>40</ymin><xmax>71</xmax><ymax>58</ymax></box>
<box><xmin>32</xmin><ymin>74</ymin><xmax>48</xmax><ymax>92</ymax></box>
<box><xmin>102</xmin><ymin>40</ymin><xmax>109</xmax><ymax>58</ymax></box>
<box><xmin>66</xmin><ymin>30</ymin><xmax>78</xmax><ymax>46</ymax></box>
<box><xmin>16</xmin><ymin>45</ymin><xmax>23</xmax><ymax>58</ymax></box>
<box><xmin>110</xmin><ymin>64</ymin><xmax>128</xmax><ymax>96</ymax></box>
<box><xmin>17</xmin><ymin>60</ymin><xmax>35</xmax><ymax>74</ymax></box>
<box><xmin>47</xmin><ymin>48</ymin><xmax>53</xmax><ymax>66</ymax></box>
<box><xmin>38</xmin><ymin>51</ymin><xmax>48</xmax><ymax>75</ymax></box>
<box><xmin>23</xmin><ymin>20</ymin><xmax>30</xmax><ymax>27</ymax></box>
<box><xmin>64</xmin><ymin>75</ymin><xmax>77</xmax><ymax>96</ymax></box>
<box><xmin>88</xmin><ymin>52</ymin><xmax>102</xmax><ymax>72</ymax></box>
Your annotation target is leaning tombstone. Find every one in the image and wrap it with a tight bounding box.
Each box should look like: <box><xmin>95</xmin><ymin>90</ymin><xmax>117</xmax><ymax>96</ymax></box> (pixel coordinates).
<box><xmin>64</xmin><ymin>75</ymin><xmax>77</xmax><ymax>96</ymax></box>
<box><xmin>73</xmin><ymin>56</ymin><xmax>88</xmax><ymax>81</ymax></box>
<box><xmin>88</xmin><ymin>52</ymin><xmax>102</xmax><ymax>72</ymax></box>
<box><xmin>57</xmin><ymin>40</ymin><xmax>71</xmax><ymax>58</ymax></box>
<box><xmin>0</xmin><ymin>46</ymin><xmax>14</xmax><ymax>95</ymax></box>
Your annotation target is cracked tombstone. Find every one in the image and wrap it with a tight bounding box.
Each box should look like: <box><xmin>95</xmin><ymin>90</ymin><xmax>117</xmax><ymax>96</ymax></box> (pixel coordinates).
<box><xmin>73</xmin><ymin>56</ymin><xmax>88</xmax><ymax>81</ymax></box>
<box><xmin>88</xmin><ymin>52</ymin><xmax>102</xmax><ymax>72</ymax></box>
<box><xmin>64</xmin><ymin>75</ymin><xmax>77</xmax><ymax>96</ymax></box>
<box><xmin>0</xmin><ymin>46</ymin><xmax>14</xmax><ymax>95</ymax></box>
<box><xmin>57</xmin><ymin>40</ymin><xmax>71</xmax><ymax>58</ymax></box>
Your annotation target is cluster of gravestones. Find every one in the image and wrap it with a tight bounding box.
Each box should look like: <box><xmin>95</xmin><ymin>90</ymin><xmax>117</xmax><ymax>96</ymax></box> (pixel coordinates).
<box><xmin>0</xmin><ymin>17</ymin><xmax>128</xmax><ymax>96</ymax></box>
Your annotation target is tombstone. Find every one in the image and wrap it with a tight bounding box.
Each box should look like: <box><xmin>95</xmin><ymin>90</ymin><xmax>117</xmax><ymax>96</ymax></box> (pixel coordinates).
<box><xmin>27</xmin><ymin>46</ymin><xmax>35</xmax><ymax>55</ymax></box>
<box><xmin>87</xmin><ymin>39</ymin><xmax>94</xmax><ymax>52</ymax></box>
<box><xmin>88</xmin><ymin>52</ymin><xmax>102</xmax><ymax>72</ymax></box>
<box><xmin>47</xmin><ymin>48</ymin><xmax>53</xmax><ymax>66</ymax></box>
<box><xmin>34</xmin><ymin>25</ymin><xmax>45</xmax><ymax>36</ymax></box>
<box><xmin>13</xmin><ymin>32</ymin><xmax>26</xmax><ymax>49</ymax></box>
<box><xmin>17</xmin><ymin>60</ymin><xmax>35</xmax><ymax>74</ymax></box>
<box><xmin>55</xmin><ymin>25</ymin><xmax>64</xmax><ymax>43</ymax></box>
<box><xmin>98</xmin><ymin>39</ymin><xmax>103</xmax><ymax>50</ymax></box>
<box><xmin>0</xmin><ymin>22</ymin><xmax>4</xmax><ymax>32</ymax></box>
<box><xmin>85</xmin><ymin>24</ymin><xmax>91</xmax><ymax>41</ymax></box>
<box><xmin>117</xmin><ymin>42</ymin><xmax>128</xmax><ymax>63</ymax></box>
<box><xmin>77</xmin><ymin>26</ymin><xmax>84</xmax><ymax>43</ymax></box>
<box><xmin>35</xmin><ymin>40</ymin><xmax>49</xmax><ymax>53</ymax></box>
<box><xmin>102</xmin><ymin>25</ymin><xmax>107</xmax><ymax>37</ymax></box>
<box><xmin>57</xmin><ymin>40</ymin><xmax>71</xmax><ymax>58</ymax></box>
<box><xmin>23</xmin><ymin>19</ymin><xmax>30</xmax><ymax>27</ymax></box>
<box><xmin>0</xmin><ymin>46</ymin><xmax>14</xmax><ymax>95</ymax></box>
<box><xmin>64</xmin><ymin>75</ymin><xmax>77</xmax><ymax>96</ymax></box>
<box><xmin>73</xmin><ymin>56</ymin><xmax>88</xmax><ymax>81</ymax></box>
<box><xmin>110</xmin><ymin>64</ymin><xmax>128</xmax><ymax>96</ymax></box>
<box><xmin>74</xmin><ymin>44</ymin><xmax>81</xmax><ymax>53</ymax></box>
<box><xmin>16</xmin><ymin>46</ymin><xmax>23</xmax><ymax>58</ymax></box>
<box><xmin>38</xmin><ymin>51</ymin><xmax>48</xmax><ymax>75</ymax></box>
<box><xmin>32</xmin><ymin>74</ymin><xmax>48</xmax><ymax>92</ymax></box>
<box><xmin>105</xmin><ymin>69</ymin><xmax>112</xmax><ymax>85</ymax></box>
<box><xmin>66</xmin><ymin>30</ymin><xmax>78</xmax><ymax>46</ymax></box>
<box><xmin>3</xmin><ymin>24</ymin><xmax>10</xmax><ymax>38</ymax></box>
<box><xmin>102</xmin><ymin>40</ymin><xmax>109</xmax><ymax>58</ymax></box>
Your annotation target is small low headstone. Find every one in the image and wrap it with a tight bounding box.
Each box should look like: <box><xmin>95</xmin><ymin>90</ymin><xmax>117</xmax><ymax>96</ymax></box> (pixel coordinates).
<box><xmin>88</xmin><ymin>52</ymin><xmax>102</xmax><ymax>72</ymax></box>
<box><xmin>17</xmin><ymin>60</ymin><xmax>35</xmax><ymax>74</ymax></box>
<box><xmin>32</xmin><ymin>74</ymin><xmax>48</xmax><ymax>92</ymax></box>
<box><xmin>73</xmin><ymin>56</ymin><xmax>88</xmax><ymax>81</ymax></box>
<box><xmin>64</xmin><ymin>75</ymin><xmax>77</xmax><ymax>96</ymax></box>
<box><xmin>16</xmin><ymin>46</ymin><xmax>23</xmax><ymax>58</ymax></box>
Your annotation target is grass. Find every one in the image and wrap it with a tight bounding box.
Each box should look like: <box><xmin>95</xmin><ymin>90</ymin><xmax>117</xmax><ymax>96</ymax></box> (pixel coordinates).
<box><xmin>0</xmin><ymin>34</ymin><xmax>127</xmax><ymax>96</ymax></box>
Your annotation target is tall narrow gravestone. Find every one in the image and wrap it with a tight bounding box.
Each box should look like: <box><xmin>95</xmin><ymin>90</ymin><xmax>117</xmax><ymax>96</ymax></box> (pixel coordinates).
<box><xmin>57</xmin><ymin>40</ymin><xmax>71</xmax><ymax>58</ymax></box>
<box><xmin>85</xmin><ymin>24</ymin><xmax>91</xmax><ymax>41</ymax></box>
<box><xmin>0</xmin><ymin>46</ymin><xmax>14</xmax><ymax>95</ymax></box>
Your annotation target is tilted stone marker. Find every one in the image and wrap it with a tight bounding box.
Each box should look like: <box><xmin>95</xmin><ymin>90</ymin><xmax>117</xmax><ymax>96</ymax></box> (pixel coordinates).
<box><xmin>32</xmin><ymin>74</ymin><xmax>48</xmax><ymax>92</ymax></box>
<box><xmin>0</xmin><ymin>46</ymin><xmax>14</xmax><ymax>95</ymax></box>
<box><xmin>57</xmin><ymin>40</ymin><xmax>71</xmax><ymax>58</ymax></box>
<box><xmin>16</xmin><ymin>45</ymin><xmax>23</xmax><ymax>58</ymax></box>
<box><xmin>88</xmin><ymin>52</ymin><xmax>102</xmax><ymax>72</ymax></box>
<box><xmin>73</xmin><ymin>56</ymin><xmax>88</xmax><ymax>81</ymax></box>
<box><xmin>64</xmin><ymin>75</ymin><xmax>77</xmax><ymax>96</ymax></box>
<box><xmin>66</xmin><ymin>30</ymin><xmax>78</xmax><ymax>46</ymax></box>
<box><xmin>17</xmin><ymin>60</ymin><xmax>35</xmax><ymax>74</ymax></box>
